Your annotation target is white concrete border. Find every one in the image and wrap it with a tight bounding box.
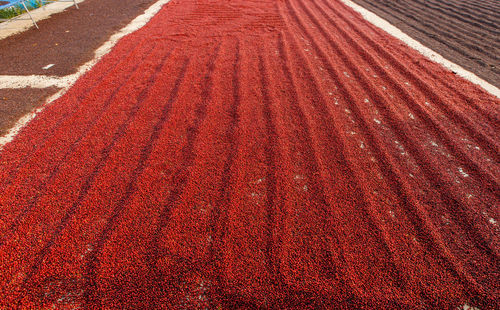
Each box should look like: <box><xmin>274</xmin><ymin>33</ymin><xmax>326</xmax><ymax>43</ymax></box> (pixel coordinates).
<box><xmin>340</xmin><ymin>0</ymin><xmax>500</xmax><ymax>99</ymax></box>
<box><xmin>0</xmin><ymin>75</ymin><xmax>74</xmax><ymax>88</ymax></box>
<box><xmin>0</xmin><ymin>0</ymin><xmax>172</xmax><ymax>148</ymax></box>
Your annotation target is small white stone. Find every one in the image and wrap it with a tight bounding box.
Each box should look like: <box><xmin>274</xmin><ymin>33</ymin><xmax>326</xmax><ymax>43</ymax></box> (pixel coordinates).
<box><xmin>461</xmin><ymin>303</ymin><xmax>480</xmax><ymax>310</ymax></box>
<box><xmin>458</xmin><ymin>167</ymin><xmax>469</xmax><ymax>178</ymax></box>
<box><xmin>294</xmin><ymin>174</ymin><xmax>305</xmax><ymax>180</ymax></box>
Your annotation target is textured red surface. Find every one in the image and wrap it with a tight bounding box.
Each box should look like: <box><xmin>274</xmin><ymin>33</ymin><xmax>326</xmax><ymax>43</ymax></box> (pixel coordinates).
<box><xmin>0</xmin><ymin>0</ymin><xmax>498</xmax><ymax>308</ymax></box>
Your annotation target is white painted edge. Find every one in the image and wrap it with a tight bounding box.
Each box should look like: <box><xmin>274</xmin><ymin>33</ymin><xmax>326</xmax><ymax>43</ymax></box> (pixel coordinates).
<box><xmin>0</xmin><ymin>0</ymin><xmax>172</xmax><ymax>148</ymax></box>
<box><xmin>340</xmin><ymin>0</ymin><xmax>500</xmax><ymax>99</ymax></box>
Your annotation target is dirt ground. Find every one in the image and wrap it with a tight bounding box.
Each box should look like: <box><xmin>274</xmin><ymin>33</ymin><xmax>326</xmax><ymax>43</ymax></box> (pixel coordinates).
<box><xmin>351</xmin><ymin>0</ymin><xmax>500</xmax><ymax>87</ymax></box>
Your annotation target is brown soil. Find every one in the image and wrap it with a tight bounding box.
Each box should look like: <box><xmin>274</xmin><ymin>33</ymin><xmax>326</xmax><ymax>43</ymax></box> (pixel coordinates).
<box><xmin>351</xmin><ymin>0</ymin><xmax>500</xmax><ymax>87</ymax></box>
<box><xmin>0</xmin><ymin>87</ymin><xmax>59</xmax><ymax>136</ymax></box>
<box><xmin>0</xmin><ymin>0</ymin><xmax>157</xmax><ymax>76</ymax></box>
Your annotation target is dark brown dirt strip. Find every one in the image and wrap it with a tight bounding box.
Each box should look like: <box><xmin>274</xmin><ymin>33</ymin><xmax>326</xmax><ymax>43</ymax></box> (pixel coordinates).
<box><xmin>0</xmin><ymin>87</ymin><xmax>59</xmax><ymax>136</ymax></box>
<box><xmin>351</xmin><ymin>0</ymin><xmax>500</xmax><ymax>87</ymax></box>
<box><xmin>0</xmin><ymin>0</ymin><xmax>157</xmax><ymax>76</ymax></box>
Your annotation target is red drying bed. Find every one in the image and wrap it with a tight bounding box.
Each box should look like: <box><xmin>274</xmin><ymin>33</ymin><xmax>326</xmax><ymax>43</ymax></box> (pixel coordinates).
<box><xmin>0</xmin><ymin>0</ymin><xmax>498</xmax><ymax>308</ymax></box>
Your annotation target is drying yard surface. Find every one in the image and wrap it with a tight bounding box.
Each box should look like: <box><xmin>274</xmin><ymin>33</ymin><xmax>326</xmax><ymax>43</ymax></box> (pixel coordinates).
<box><xmin>0</xmin><ymin>87</ymin><xmax>59</xmax><ymax>136</ymax></box>
<box><xmin>0</xmin><ymin>0</ymin><xmax>156</xmax><ymax>76</ymax></box>
<box><xmin>351</xmin><ymin>0</ymin><xmax>500</xmax><ymax>87</ymax></box>
<box><xmin>0</xmin><ymin>0</ymin><xmax>157</xmax><ymax>136</ymax></box>
<box><xmin>0</xmin><ymin>0</ymin><xmax>498</xmax><ymax>308</ymax></box>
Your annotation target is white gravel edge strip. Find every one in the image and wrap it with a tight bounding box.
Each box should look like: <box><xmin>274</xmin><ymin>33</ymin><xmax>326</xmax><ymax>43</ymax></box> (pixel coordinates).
<box><xmin>0</xmin><ymin>0</ymin><xmax>172</xmax><ymax>148</ymax></box>
<box><xmin>340</xmin><ymin>0</ymin><xmax>500</xmax><ymax>99</ymax></box>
